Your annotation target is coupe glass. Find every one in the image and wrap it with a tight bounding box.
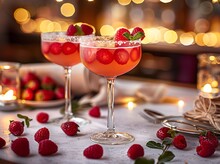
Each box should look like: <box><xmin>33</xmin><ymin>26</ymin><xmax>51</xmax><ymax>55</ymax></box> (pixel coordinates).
<box><xmin>80</xmin><ymin>36</ymin><xmax>142</xmax><ymax>145</ymax></box>
<box><xmin>41</xmin><ymin>32</ymin><xmax>89</xmax><ymax>125</ymax></box>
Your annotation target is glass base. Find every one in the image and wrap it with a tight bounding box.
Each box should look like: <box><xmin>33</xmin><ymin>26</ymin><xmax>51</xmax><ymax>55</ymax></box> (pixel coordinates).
<box><xmin>51</xmin><ymin>116</ymin><xmax>90</xmax><ymax>126</ymax></box>
<box><xmin>90</xmin><ymin>131</ymin><xmax>135</xmax><ymax>145</ymax></box>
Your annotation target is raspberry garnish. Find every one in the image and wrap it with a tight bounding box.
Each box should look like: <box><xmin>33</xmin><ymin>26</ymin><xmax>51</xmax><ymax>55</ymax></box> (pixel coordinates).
<box><xmin>127</xmin><ymin>144</ymin><xmax>144</xmax><ymax>160</ymax></box>
<box><xmin>9</xmin><ymin>120</ymin><xmax>24</xmax><ymax>136</ymax></box>
<box><xmin>199</xmin><ymin>131</ymin><xmax>219</xmax><ymax>149</ymax></box>
<box><xmin>196</xmin><ymin>143</ymin><xmax>215</xmax><ymax>157</ymax></box>
<box><xmin>61</xmin><ymin>121</ymin><xmax>79</xmax><ymax>136</ymax></box>
<box><xmin>114</xmin><ymin>49</ymin><xmax>129</xmax><ymax>65</ymax></box>
<box><xmin>131</xmin><ymin>27</ymin><xmax>145</xmax><ymax>40</ymax></box>
<box><xmin>114</xmin><ymin>28</ymin><xmax>131</xmax><ymax>41</ymax></box>
<box><xmin>38</xmin><ymin>139</ymin><xmax>58</xmax><ymax>156</ymax></box>
<box><xmin>172</xmin><ymin>134</ymin><xmax>187</xmax><ymax>149</ymax></box>
<box><xmin>11</xmin><ymin>138</ymin><xmax>30</xmax><ymax>157</ymax></box>
<box><xmin>156</xmin><ymin>127</ymin><xmax>171</xmax><ymax>140</ymax></box>
<box><xmin>89</xmin><ymin>106</ymin><xmax>101</xmax><ymax>118</ymax></box>
<box><xmin>36</xmin><ymin>112</ymin><xmax>49</xmax><ymax>123</ymax></box>
<box><xmin>34</xmin><ymin>127</ymin><xmax>50</xmax><ymax>143</ymax></box>
<box><xmin>83</xmin><ymin>144</ymin><xmax>103</xmax><ymax>159</ymax></box>
<box><xmin>81</xmin><ymin>23</ymin><xmax>93</xmax><ymax>35</ymax></box>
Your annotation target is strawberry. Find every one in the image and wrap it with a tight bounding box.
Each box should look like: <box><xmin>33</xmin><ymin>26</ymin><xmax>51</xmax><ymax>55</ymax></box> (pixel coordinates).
<box><xmin>11</xmin><ymin>138</ymin><xmax>30</xmax><ymax>157</ymax></box>
<box><xmin>172</xmin><ymin>134</ymin><xmax>187</xmax><ymax>149</ymax></box>
<box><xmin>66</xmin><ymin>24</ymin><xmax>77</xmax><ymax>36</ymax></box>
<box><xmin>83</xmin><ymin>144</ymin><xmax>103</xmax><ymax>159</ymax></box>
<box><xmin>49</xmin><ymin>42</ymin><xmax>62</xmax><ymax>55</ymax></box>
<box><xmin>34</xmin><ymin>127</ymin><xmax>50</xmax><ymax>143</ymax></box>
<box><xmin>24</xmin><ymin>79</ymin><xmax>40</xmax><ymax>91</ymax></box>
<box><xmin>35</xmin><ymin>90</ymin><xmax>54</xmax><ymax>101</ymax></box>
<box><xmin>199</xmin><ymin>131</ymin><xmax>219</xmax><ymax>149</ymax></box>
<box><xmin>114</xmin><ymin>49</ymin><xmax>129</xmax><ymax>65</ymax></box>
<box><xmin>22</xmin><ymin>72</ymin><xmax>39</xmax><ymax>85</ymax></box>
<box><xmin>2</xmin><ymin>77</ymin><xmax>11</xmax><ymax>85</ymax></box>
<box><xmin>131</xmin><ymin>27</ymin><xmax>145</xmax><ymax>40</ymax></box>
<box><xmin>61</xmin><ymin>121</ymin><xmax>79</xmax><ymax>136</ymax></box>
<box><xmin>82</xmin><ymin>47</ymin><xmax>96</xmax><ymax>64</ymax></box>
<box><xmin>36</xmin><ymin>112</ymin><xmax>49</xmax><ymax>123</ymax></box>
<box><xmin>0</xmin><ymin>137</ymin><xmax>6</xmax><ymax>148</ymax></box>
<box><xmin>130</xmin><ymin>47</ymin><xmax>140</xmax><ymax>62</ymax></box>
<box><xmin>9</xmin><ymin>120</ymin><xmax>24</xmax><ymax>136</ymax></box>
<box><xmin>127</xmin><ymin>144</ymin><xmax>144</xmax><ymax>160</ymax></box>
<box><xmin>89</xmin><ymin>106</ymin><xmax>101</xmax><ymax>118</ymax></box>
<box><xmin>114</xmin><ymin>28</ymin><xmax>131</xmax><ymax>41</ymax></box>
<box><xmin>41</xmin><ymin>76</ymin><xmax>56</xmax><ymax>90</ymax></box>
<box><xmin>41</xmin><ymin>42</ymin><xmax>50</xmax><ymax>54</ymax></box>
<box><xmin>21</xmin><ymin>88</ymin><xmax>34</xmax><ymax>100</ymax></box>
<box><xmin>156</xmin><ymin>127</ymin><xmax>171</xmax><ymax>140</ymax></box>
<box><xmin>96</xmin><ymin>49</ymin><xmax>114</xmax><ymax>64</ymax></box>
<box><xmin>38</xmin><ymin>139</ymin><xmax>58</xmax><ymax>156</ymax></box>
<box><xmin>81</xmin><ymin>23</ymin><xmax>93</xmax><ymax>35</ymax></box>
<box><xmin>62</xmin><ymin>42</ymin><xmax>77</xmax><ymax>55</ymax></box>
<box><xmin>54</xmin><ymin>86</ymin><xmax>65</xmax><ymax>99</ymax></box>
<box><xmin>196</xmin><ymin>142</ymin><xmax>215</xmax><ymax>157</ymax></box>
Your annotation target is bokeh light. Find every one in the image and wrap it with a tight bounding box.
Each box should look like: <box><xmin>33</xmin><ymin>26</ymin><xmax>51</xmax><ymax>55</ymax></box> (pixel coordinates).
<box><xmin>118</xmin><ymin>0</ymin><xmax>131</xmax><ymax>6</ymax></box>
<box><xmin>60</xmin><ymin>3</ymin><xmax>75</xmax><ymax>17</ymax></box>
<box><xmin>100</xmin><ymin>25</ymin><xmax>115</xmax><ymax>36</ymax></box>
<box><xmin>14</xmin><ymin>8</ymin><xmax>30</xmax><ymax>24</ymax></box>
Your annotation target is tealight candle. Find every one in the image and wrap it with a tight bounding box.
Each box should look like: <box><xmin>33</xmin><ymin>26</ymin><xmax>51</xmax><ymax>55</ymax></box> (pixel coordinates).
<box><xmin>200</xmin><ymin>83</ymin><xmax>219</xmax><ymax>98</ymax></box>
<box><xmin>177</xmin><ymin>100</ymin><xmax>184</xmax><ymax>113</ymax></box>
<box><xmin>127</xmin><ymin>101</ymin><xmax>135</xmax><ymax>111</ymax></box>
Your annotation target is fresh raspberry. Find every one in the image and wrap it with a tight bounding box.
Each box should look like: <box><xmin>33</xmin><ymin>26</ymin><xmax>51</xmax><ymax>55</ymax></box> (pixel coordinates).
<box><xmin>66</xmin><ymin>24</ymin><xmax>77</xmax><ymax>36</ymax></box>
<box><xmin>81</xmin><ymin>23</ymin><xmax>93</xmax><ymax>35</ymax></box>
<box><xmin>35</xmin><ymin>90</ymin><xmax>54</xmax><ymax>101</ymax></box>
<box><xmin>172</xmin><ymin>134</ymin><xmax>187</xmax><ymax>149</ymax></box>
<box><xmin>114</xmin><ymin>49</ymin><xmax>129</xmax><ymax>65</ymax></box>
<box><xmin>21</xmin><ymin>88</ymin><xmax>35</xmax><ymax>100</ymax></box>
<box><xmin>83</xmin><ymin>144</ymin><xmax>103</xmax><ymax>159</ymax></box>
<box><xmin>82</xmin><ymin>47</ymin><xmax>96</xmax><ymax>64</ymax></box>
<box><xmin>61</xmin><ymin>121</ymin><xmax>79</xmax><ymax>136</ymax></box>
<box><xmin>36</xmin><ymin>112</ymin><xmax>49</xmax><ymax>123</ymax></box>
<box><xmin>196</xmin><ymin>142</ymin><xmax>215</xmax><ymax>157</ymax></box>
<box><xmin>96</xmin><ymin>49</ymin><xmax>114</xmax><ymax>64</ymax></box>
<box><xmin>38</xmin><ymin>139</ymin><xmax>58</xmax><ymax>156</ymax></box>
<box><xmin>130</xmin><ymin>47</ymin><xmax>141</xmax><ymax>62</ymax></box>
<box><xmin>9</xmin><ymin>120</ymin><xmax>24</xmax><ymax>136</ymax></box>
<box><xmin>0</xmin><ymin>137</ymin><xmax>6</xmax><ymax>148</ymax></box>
<box><xmin>11</xmin><ymin>138</ymin><xmax>30</xmax><ymax>157</ymax></box>
<box><xmin>89</xmin><ymin>106</ymin><xmax>101</xmax><ymax>118</ymax></box>
<box><xmin>62</xmin><ymin>42</ymin><xmax>77</xmax><ymax>55</ymax></box>
<box><xmin>114</xmin><ymin>28</ymin><xmax>131</xmax><ymax>41</ymax></box>
<box><xmin>156</xmin><ymin>127</ymin><xmax>171</xmax><ymax>140</ymax></box>
<box><xmin>49</xmin><ymin>42</ymin><xmax>62</xmax><ymax>55</ymax></box>
<box><xmin>34</xmin><ymin>127</ymin><xmax>50</xmax><ymax>143</ymax></box>
<box><xmin>131</xmin><ymin>27</ymin><xmax>145</xmax><ymax>40</ymax></box>
<box><xmin>127</xmin><ymin>144</ymin><xmax>144</xmax><ymax>160</ymax></box>
<box><xmin>41</xmin><ymin>76</ymin><xmax>56</xmax><ymax>90</ymax></box>
<box><xmin>199</xmin><ymin>131</ymin><xmax>219</xmax><ymax>149</ymax></box>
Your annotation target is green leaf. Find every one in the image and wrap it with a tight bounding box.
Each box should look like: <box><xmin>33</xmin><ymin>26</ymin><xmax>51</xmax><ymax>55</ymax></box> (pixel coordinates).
<box><xmin>17</xmin><ymin>114</ymin><xmax>32</xmax><ymax>128</ymax></box>
<box><xmin>132</xmin><ymin>31</ymin><xmax>145</xmax><ymax>40</ymax></box>
<box><xmin>123</xmin><ymin>32</ymin><xmax>132</xmax><ymax>40</ymax></box>
<box><xmin>135</xmin><ymin>157</ymin><xmax>155</xmax><ymax>164</ymax></box>
<box><xmin>162</xmin><ymin>138</ymin><xmax>173</xmax><ymax>146</ymax></box>
<box><xmin>158</xmin><ymin>151</ymin><xmax>175</xmax><ymax>164</ymax></box>
<box><xmin>146</xmin><ymin>141</ymin><xmax>164</xmax><ymax>150</ymax></box>
<box><xmin>168</xmin><ymin>129</ymin><xmax>177</xmax><ymax>138</ymax></box>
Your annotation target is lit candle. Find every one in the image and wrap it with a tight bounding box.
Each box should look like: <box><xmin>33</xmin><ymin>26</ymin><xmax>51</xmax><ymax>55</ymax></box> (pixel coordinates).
<box><xmin>0</xmin><ymin>90</ymin><xmax>17</xmax><ymax>103</ymax></box>
<box><xmin>177</xmin><ymin>100</ymin><xmax>184</xmax><ymax>113</ymax></box>
<box><xmin>127</xmin><ymin>101</ymin><xmax>135</xmax><ymax>111</ymax></box>
<box><xmin>201</xmin><ymin>83</ymin><xmax>219</xmax><ymax>98</ymax></box>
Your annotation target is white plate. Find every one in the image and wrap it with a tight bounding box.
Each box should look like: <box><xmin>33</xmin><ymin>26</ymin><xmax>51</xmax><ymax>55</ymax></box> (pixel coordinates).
<box><xmin>18</xmin><ymin>99</ymin><xmax>65</xmax><ymax>108</ymax></box>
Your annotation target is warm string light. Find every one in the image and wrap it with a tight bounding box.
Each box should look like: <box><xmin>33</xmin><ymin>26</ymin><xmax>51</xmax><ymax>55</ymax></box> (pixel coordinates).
<box><xmin>177</xmin><ymin>100</ymin><xmax>184</xmax><ymax>113</ymax></box>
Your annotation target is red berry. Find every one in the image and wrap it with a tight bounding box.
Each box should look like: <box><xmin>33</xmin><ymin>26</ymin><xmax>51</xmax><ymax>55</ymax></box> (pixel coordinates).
<box><xmin>96</xmin><ymin>49</ymin><xmax>114</xmax><ymax>64</ymax></box>
<box><xmin>156</xmin><ymin>127</ymin><xmax>171</xmax><ymax>140</ymax></box>
<box><xmin>49</xmin><ymin>42</ymin><xmax>62</xmax><ymax>55</ymax></box>
<box><xmin>41</xmin><ymin>76</ymin><xmax>56</xmax><ymax>90</ymax></box>
<box><xmin>36</xmin><ymin>112</ymin><xmax>49</xmax><ymax>123</ymax></box>
<box><xmin>35</xmin><ymin>90</ymin><xmax>54</xmax><ymax>101</ymax></box>
<box><xmin>131</xmin><ymin>27</ymin><xmax>145</xmax><ymax>40</ymax></box>
<box><xmin>199</xmin><ymin>131</ymin><xmax>219</xmax><ymax>149</ymax></box>
<box><xmin>42</xmin><ymin>42</ymin><xmax>50</xmax><ymax>54</ymax></box>
<box><xmin>54</xmin><ymin>86</ymin><xmax>65</xmax><ymax>99</ymax></box>
<box><xmin>89</xmin><ymin>106</ymin><xmax>101</xmax><ymax>118</ymax></box>
<box><xmin>114</xmin><ymin>49</ymin><xmax>129</xmax><ymax>65</ymax></box>
<box><xmin>25</xmin><ymin>79</ymin><xmax>40</xmax><ymax>91</ymax></box>
<box><xmin>66</xmin><ymin>24</ymin><xmax>77</xmax><ymax>36</ymax></box>
<box><xmin>9</xmin><ymin>121</ymin><xmax>24</xmax><ymax>136</ymax></box>
<box><xmin>196</xmin><ymin>143</ymin><xmax>215</xmax><ymax>157</ymax></box>
<box><xmin>62</xmin><ymin>42</ymin><xmax>77</xmax><ymax>55</ymax></box>
<box><xmin>114</xmin><ymin>28</ymin><xmax>131</xmax><ymax>41</ymax></box>
<box><xmin>83</xmin><ymin>144</ymin><xmax>103</xmax><ymax>159</ymax></box>
<box><xmin>61</xmin><ymin>121</ymin><xmax>79</xmax><ymax>136</ymax></box>
<box><xmin>22</xmin><ymin>72</ymin><xmax>39</xmax><ymax>85</ymax></box>
<box><xmin>0</xmin><ymin>137</ymin><xmax>6</xmax><ymax>148</ymax></box>
<box><xmin>81</xmin><ymin>23</ymin><xmax>93</xmax><ymax>35</ymax></box>
<box><xmin>11</xmin><ymin>138</ymin><xmax>30</xmax><ymax>157</ymax></box>
<box><xmin>172</xmin><ymin>134</ymin><xmax>187</xmax><ymax>149</ymax></box>
<box><xmin>130</xmin><ymin>47</ymin><xmax>141</xmax><ymax>62</ymax></box>
<box><xmin>34</xmin><ymin>127</ymin><xmax>50</xmax><ymax>143</ymax></box>
<box><xmin>127</xmin><ymin>144</ymin><xmax>144</xmax><ymax>160</ymax></box>
<box><xmin>21</xmin><ymin>88</ymin><xmax>34</xmax><ymax>100</ymax></box>
<box><xmin>82</xmin><ymin>47</ymin><xmax>96</xmax><ymax>64</ymax></box>
<box><xmin>38</xmin><ymin>139</ymin><xmax>58</xmax><ymax>156</ymax></box>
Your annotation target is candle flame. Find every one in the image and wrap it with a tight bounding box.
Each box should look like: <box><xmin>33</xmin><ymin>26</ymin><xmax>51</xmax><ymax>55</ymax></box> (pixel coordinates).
<box><xmin>127</xmin><ymin>101</ymin><xmax>135</xmax><ymax>111</ymax></box>
<box><xmin>0</xmin><ymin>90</ymin><xmax>16</xmax><ymax>101</ymax></box>
<box><xmin>202</xmin><ymin>84</ymin><xmax>212</xmax><ymax>93</ymax></box>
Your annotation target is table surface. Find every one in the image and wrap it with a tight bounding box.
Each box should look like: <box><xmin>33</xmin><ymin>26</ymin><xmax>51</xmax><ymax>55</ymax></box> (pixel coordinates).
<box><xmin>0</xmin><ymin>79</ymin><xmax>219</xmax><ymax>164</ymax></box>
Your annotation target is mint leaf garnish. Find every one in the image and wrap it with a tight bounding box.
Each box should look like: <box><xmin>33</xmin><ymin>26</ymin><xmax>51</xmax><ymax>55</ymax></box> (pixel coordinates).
<box><xmin>146</xmin><ymin>141</ymin><xmax>164</xmax><ymax>150</ymax></box>
<box><xmin>162</xmin><ymin>137</ymin><xmax>172</xmax><ymax>146</ymax></box>
<box><xmin>17</xmin><ymin>114</ymin><xmax>32</xmax><ymax>128</ymax></box>
<box><xmin>158</xmin><ymin>151</ymin><xmax>175</xmax><ymax>164</ymax></box>
<box><xmin>135</xmin><ymin>157</ymin><xmax>155</xmax><ymax>164</ymax></box>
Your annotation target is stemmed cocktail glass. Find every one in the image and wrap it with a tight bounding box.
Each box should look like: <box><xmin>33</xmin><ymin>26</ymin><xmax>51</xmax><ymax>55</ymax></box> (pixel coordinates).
<box><xmin>80</xmin><ymin>35</ymin><xmax>142</xmax><ymax>144</ymax></box>
<box><xmin>41</xmin><ymin>32</ymin><xmax>89</xmax><ymax>125</ymax></box>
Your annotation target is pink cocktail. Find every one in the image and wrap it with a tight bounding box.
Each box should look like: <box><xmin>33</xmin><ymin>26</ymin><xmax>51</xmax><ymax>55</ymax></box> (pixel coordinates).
<box><xmin>80</xmin><ymin>36</ymin><xmax>142</xmax><ymax>144</ymax></box>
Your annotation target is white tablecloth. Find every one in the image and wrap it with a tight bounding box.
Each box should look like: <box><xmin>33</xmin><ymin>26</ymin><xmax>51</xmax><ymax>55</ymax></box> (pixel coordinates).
<box><xmin>0</xmin><ymin>79</ymin><xmax>219</xmax><ymax>164</ymax></box>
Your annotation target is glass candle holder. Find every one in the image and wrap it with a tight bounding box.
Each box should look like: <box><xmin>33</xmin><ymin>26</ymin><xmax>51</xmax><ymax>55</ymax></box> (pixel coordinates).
<box><xmin>197</xmin><ymin>53</ymin><xmax>220</xmax><ymax>98</ymax></box>
<box><xmin>0</xmin><ymin>62</ymin><xmax>20</xmax><ymax>110</ymax></box>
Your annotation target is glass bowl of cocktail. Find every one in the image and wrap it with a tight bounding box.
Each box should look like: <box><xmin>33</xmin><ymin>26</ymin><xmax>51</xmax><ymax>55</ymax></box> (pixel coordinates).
<box><xmin>41</xmin><ymin>23</ymin><xmax>94</xmax><ymax>125</ymax></box>
<box><xmin>80</xmin><ymin>27</ymin><xmax>145</xmax><ymax>145</ymax></box>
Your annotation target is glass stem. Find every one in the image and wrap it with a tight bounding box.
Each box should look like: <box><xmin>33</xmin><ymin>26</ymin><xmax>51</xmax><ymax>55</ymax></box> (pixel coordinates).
<box><xmin>64</xmin><ymin>66</ymin><xmax>73</xmax><ymax>120</ymax></box>
<box><xmin>107</xmin><ymin>78</ymin><xmax>115</xmax><ymax>132</ymax></box>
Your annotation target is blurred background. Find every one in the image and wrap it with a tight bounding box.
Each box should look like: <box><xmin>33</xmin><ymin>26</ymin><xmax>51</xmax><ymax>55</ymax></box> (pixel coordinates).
<box><xmin>0</xmin><ymin>0</ymin><xmax>220</xmax><ymax>87</ymax></box>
